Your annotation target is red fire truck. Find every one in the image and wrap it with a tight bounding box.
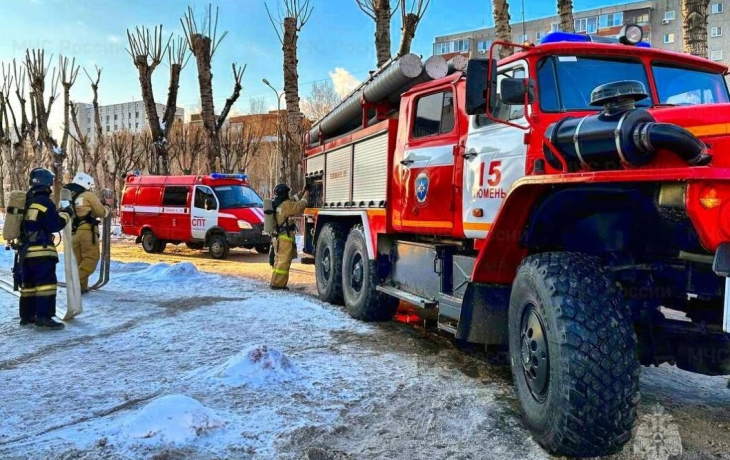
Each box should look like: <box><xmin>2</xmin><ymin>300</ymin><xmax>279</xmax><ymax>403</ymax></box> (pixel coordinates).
<box><xmin>120</xmin><ymin>173</ymin><xmax>269</xmax><ymax>259</ymax></box>
<box><xmin>301</xmin><ymin>25</ymin><xmax>730</xmax><ymax>456</ymax></box>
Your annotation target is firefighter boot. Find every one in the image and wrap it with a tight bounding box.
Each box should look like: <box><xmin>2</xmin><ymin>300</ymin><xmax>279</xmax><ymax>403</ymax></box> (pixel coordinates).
<box><xmin>18</xmin><ymin>296</ymin><xmax>36</xmax><ymax>326</ymax></box>
<box><xmin>35</xmin><ymin>317</ymin><xmax>65</xmax><ymax>330</ymax></box>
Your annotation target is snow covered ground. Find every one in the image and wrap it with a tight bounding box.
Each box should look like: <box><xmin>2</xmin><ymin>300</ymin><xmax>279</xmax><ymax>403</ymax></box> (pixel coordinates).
<box><xmin>3</xmin><ymin>239</ymin><xmax>730</xmax><ymax>459</ymax></box>
<box><xmin>0</xmin><ymin>247</ymin><xmax>549</xmax><ymax>460</ymax></box>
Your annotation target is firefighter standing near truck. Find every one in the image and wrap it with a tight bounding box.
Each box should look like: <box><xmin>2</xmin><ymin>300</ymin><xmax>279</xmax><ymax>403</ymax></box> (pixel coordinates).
<box><xmin>270</xmin><ymin>183</ymin><xmax>310</xmax><ymax>290</ymax></box>
<box><xmin>63</xmin><ymin>172</ymin><xmax>110</xmax><ymax>293</ymax></box>
<box><xmin>16</xmin><ymin>168</ymin><xmax>74</xmax><ymax>329</ymax></box>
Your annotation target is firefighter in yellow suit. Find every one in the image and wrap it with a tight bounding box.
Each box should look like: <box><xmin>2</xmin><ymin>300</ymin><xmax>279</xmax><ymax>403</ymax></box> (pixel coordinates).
<box><xmin>270</xmin><ymin>183</ymin><xmax>310</xmax><ymax>290</ymax></box>
<box><xmin>63</xmin><ymin>172</ymin><xmax>110</xmax><ymax>293</ymax></box>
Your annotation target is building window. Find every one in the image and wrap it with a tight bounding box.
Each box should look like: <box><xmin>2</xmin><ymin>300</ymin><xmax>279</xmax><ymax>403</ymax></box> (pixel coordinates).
<box><xmin>633</xmin><ymin>13</ymin><xmax>650</xmax><ymax>24</ymax></box>
<box><xmin>535</xmin><ymin>31</ymin><xmax>543</xmax><ymax>40</ymax></box>
<box><xmin>599</xmin><ymin>12</ymin><xmax>623</xmax><ymax>28</ymax></box>
<box><xmin>106</xmin><ymin>115</ymin><xmax>109</xmax><ymax>122</ymax></box>
<box><xmin>550</xmin><ymin>22</ymin><xmax>560</xmax><ymax>32</ymax></box>
<box><xmin>412</xmin><ymin>91</ymin><xmax>455</xmax><ymax>139</ymax></box>
<box><xmin>587</xmin><ymin>17</ymin><xmax>598</xmax><ymax>33</ymax></box>
<box><xmin>135</xmin><ymin>111</ymin><xmax>139</xmax><ymax>118</ymax></box>
<box><xmin>114</xmin><ymin>125</ymin><xmax>117</xmax><ymax>130</ymax></box>
<box><xmin>711</xmin><ymin>49</ymin><xmax>723</xmax><ymax>60</ymax></box>
<box><xmin>135</xmin><ymin>123</ymin><xmax>139</xmax><ymax>129</ymax></box>
<box><xmin>105</xmin><ymin>125</ymin><xmax>109</xmax><ymax>132</ymax></box>
<box><xmin>712</xmin><ymin>26</ymin><xmax>723</xmax><ymax>37</ymax></box>
<box><xmin>574</xmin><ymin>17</ymin><xmax>588</xmax><ymax>32</ymax></box>
<box><xmin>664</xmin><ymin>11</ymin><xmax>676</xmax><ymax>21</ymax></box>
<box><xmin>664</xmin><ymin>33</ymin><xmax>675</xmax><ymax>43</ymax></box>
<box><xmin>712</xmin><ymin>3</ymin><xmax>724</xmax><ymax>13</ymax></box>
<box><xmin>87</xmin><ymin>128</ymin><xmax>91</xmax><ymax>133</ymax></box>
<box><xmin>477</xmin><ymin>39</ymin><xmax>492</xmax><ymax>53</ymax></box>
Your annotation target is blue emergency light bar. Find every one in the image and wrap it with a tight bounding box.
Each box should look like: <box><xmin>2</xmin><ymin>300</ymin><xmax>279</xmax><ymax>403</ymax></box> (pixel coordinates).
<box><xmin>539</xmin><ymin>27</ymin><xmax>651</xmax><ymax>48</ymax></box>
<box><xmin>211</xmin><ymin>173</ymin><xmax>248</xmax><ymax>180</ymax></box>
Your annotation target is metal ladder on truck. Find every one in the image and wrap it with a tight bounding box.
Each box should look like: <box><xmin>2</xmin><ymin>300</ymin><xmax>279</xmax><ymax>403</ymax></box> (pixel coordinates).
<box><xmin>57</xmin><ymin>213</ymin><xmax>112</xmax><ymax>291</ymax></box>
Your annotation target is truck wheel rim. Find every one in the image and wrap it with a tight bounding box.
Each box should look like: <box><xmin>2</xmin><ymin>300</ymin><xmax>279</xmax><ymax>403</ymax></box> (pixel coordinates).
<box><xmin>211</xmin><ymin>240</ymin><xmax>223</xmax><ymax>256</ymax></box>
<box><xmin>351</xmin><ymin>253</ymin><xmax>363</xmax><ymax>293</ymax></box>
<box><xmin>321</xmin><ymin>249</ymin><xmax>331</xmax><ymax>282</ymax></box>
<box><xmin>143</xmin><ymin>235</ymin><xmax>153</xmax><ymax>250</ymax></box>
<box><xmin>520</xmin><ymin>305</ymin><xmax>549</xmax><ymax>401</ymax></box>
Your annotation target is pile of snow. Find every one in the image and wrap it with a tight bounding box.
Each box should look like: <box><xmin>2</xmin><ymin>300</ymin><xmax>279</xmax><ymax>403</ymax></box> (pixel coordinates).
<box><xmin>115</xmin><ymin>262</ymin><xmax>203</xmax><ymax>282</ymax></box>
<box><xmin>112</xmin><ymin>394</ymin><xmax>224</xmax><ymax>445</ymax></box>
<box><xmin>210</xmin><ymin>345</ymin><xmax>298</xmax><ymax>387</ymax></box>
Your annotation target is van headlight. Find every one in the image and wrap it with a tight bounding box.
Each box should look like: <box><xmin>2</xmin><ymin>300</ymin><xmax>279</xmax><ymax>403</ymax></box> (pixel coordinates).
<box><xmin>238</xmin><ymin>220</ymin><xmax>253</xmax><ymax>230</ymax></box>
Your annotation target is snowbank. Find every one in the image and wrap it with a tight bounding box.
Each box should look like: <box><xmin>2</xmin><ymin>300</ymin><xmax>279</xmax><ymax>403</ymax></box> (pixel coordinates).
<box><xmin>210</xmin><ymin>345</ymin><xmax>298</xmax><ymax>387</ymax></box>
<box><xmin>114</xmin><ymin>261</ymin><xmax>205</xmax><ymax>282</ymax></box>
<box><xmin>112</xmin><ymin>394</ymin><xmax>225</xmax><ymax>445</ymax></box>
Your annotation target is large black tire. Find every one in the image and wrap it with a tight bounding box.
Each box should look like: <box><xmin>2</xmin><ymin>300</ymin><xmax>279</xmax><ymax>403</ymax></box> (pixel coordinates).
<box><xmin>509</xmin><ymin>252</ymin><xmax>639</xmax><ymax>457</ymax></box>
<box><xmin>342</xmin><ymin>225</ymin><xmax>398</xmax><ymax>321</ymax></box>
<box><xmin>141</xmin><ymin>230</ymin><xmax>162</xmax><ymax>254</ymax></box>
<box><xmin>315</xmin><ymin>223</ymin><xmax>345</xmax><ymax>305</ymax></box>
<box><xmin>255</xmin><ymin>244</ymin><xmax>271</xmax><ymax>254</ymax></box>
<box><xmin>208</xmin><ymin>234</ymin><xmax>230</xmax><ymax>260</ymax></box>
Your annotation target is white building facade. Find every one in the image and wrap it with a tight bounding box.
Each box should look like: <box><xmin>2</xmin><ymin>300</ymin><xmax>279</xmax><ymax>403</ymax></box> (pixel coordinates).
<box><xmin>73</xmin><ymin>101</ymin><xmax>184</xmax><ymax>143</ymax></box>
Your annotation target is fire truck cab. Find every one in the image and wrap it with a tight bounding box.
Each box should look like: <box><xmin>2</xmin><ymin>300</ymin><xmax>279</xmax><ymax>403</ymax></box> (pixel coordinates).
<box><xmin>120</xmin><ymin>173</ymin><xmax>269</xmax><ymax>259</ymax></box>
<box><xmin>302</xmin><ymin>25</ymin><xmax>730</xmax><ymax>457</ymax></box>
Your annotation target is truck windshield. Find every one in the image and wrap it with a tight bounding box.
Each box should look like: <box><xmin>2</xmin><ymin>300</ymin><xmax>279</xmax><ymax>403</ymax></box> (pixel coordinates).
<box><xmin>538</xmin><ymin>56</ymin><xmax>652</xmax><ymax>111</ymax></box>
<box><xmin>213</xmin><ymin>185</ymin><xmax>263</xmax><ymax>209</ymax></box>
<box><xmin>653</xmin><ymin>63</ymin><xmax>730</xmax><ymax>105</ymax></box>
<box><xmin>538</xmin><ymin>55</ymin><xmax>730</xmax><ymax>111</ymax></box>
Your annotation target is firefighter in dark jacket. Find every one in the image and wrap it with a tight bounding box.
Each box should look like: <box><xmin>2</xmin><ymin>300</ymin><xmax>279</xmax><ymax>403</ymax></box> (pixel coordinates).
<box><xmin>17</xmin><ymin>168</ymin><xmax>74</xmax><ymax>329</ymax></box>
<box><xmin>270</xmin><ymin>183</ymin><xmax>310</xmax><ymax>290</ymax></box>
<box><xmin>63</xmin><ymin>172</ymin><xmax>110</xmax><ymax>293</ymax></box>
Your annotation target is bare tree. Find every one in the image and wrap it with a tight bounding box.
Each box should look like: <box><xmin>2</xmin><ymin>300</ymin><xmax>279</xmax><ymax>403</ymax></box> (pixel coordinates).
<box><xmin>126</xmin><ymin>25</ymin><xmax>189</xmax><ymax>175</ymax></box>
<box><xmin>249</xmin><ymin>96</ymin><xmax>268</xmax><ymax>115</ymax></box>
<box><xmin>0</xmin><ymin>65</ymin><xmax>11</xmax><ymax>206</ymax></box>
<box><xmin>2</xmin><ymin>61</ymin><xmax>33</xmax><ymax>191</ymax></box>
<box><xmin>169</xmin><ymin>122</ymin><xmax>205</xmax><ymax>174</ymax></box>
<box><xmin>493</xmin><ymin>0</ymin><xmax>513</xmax><ymax>59</ymax></box>
<box><xmin>25</xmin><ymin>49</ymin><xmax>63</xmax><ymax>199</ymax></box>
<box><xmin>219</xmin><ymin>121</ymin><xmax>264</xmax><ymax>174</ymax></box>
<box><xmin>181</xmin><ymin>4</ymin><xmax>246</xmax><ymax>173</ymax></box>
<box><xmin>397</xmin><ymin>0</ymin><xmax>430</xmax><ymax>56</ymax></box>
<box><xmin>266</xmin><ymin>0</ymin><xmax>313</xmax><ymax>191</ymax></box>
<box><xmin>301</xmin><ymin>80</ymin><xmax>340</xmax><ymax>122</ymax></box>
<box><xmin>356</xmin><ymin>0</ymin><xmax>398</xmax><ymax>68</ymax></box>
<box><xmin>107</xmin><ymin>131</ymin><xmax>145</xmax><ymax>202</ymax></box>
<box><xmin>683</xmin><ymin>0</ymin><xmax>712</xmax><ymax>57</ymax></box>
<box><xmin>558</xmin><ymin>0</ymin><xmax>575</xmax><ymax>33</ymax></box>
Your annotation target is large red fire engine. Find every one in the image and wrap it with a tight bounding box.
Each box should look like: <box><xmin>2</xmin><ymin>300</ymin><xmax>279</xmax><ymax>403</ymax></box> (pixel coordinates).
<box><xmin>301</xmin><ymin>25</ymin><xmax>730</xmax><ymax>456</ymax></box>
<box><xmin>120</xmin><ymin>173</ymin><xmax>269</xmax><ymax>259</ymax></box>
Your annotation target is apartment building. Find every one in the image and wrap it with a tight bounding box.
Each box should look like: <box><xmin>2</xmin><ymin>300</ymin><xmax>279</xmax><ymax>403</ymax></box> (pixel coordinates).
<box><xmin>73</xmin><ymin>101</ymin><xmax>184</xmax><ymax>143</ymax></box>
<box><xmin>433</xmin><ymin>1</ymin><xmax>729</xmax><ymax>63</ymax></box>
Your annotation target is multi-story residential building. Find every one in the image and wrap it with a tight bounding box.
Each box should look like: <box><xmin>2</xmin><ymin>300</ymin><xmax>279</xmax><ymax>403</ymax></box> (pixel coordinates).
<box><xmin>73</xmin><ymin>101</ymin><xmax>184</xmax><ymax>143</ymax></box>
<box><xmin>433</xmin><ymin>1</ymin><xmax>729</xmax><ymax>64</ymax></box>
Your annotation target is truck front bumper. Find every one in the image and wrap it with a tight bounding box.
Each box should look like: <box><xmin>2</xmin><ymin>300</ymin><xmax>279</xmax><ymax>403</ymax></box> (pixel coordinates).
<box><xmin>225</xmin><ymin>226</ymin><xmax>269</xmax><ymax>247</ymax></box>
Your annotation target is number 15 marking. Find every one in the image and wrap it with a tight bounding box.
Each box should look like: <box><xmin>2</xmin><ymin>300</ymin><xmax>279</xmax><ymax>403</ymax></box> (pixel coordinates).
<box><xmin>479</xmin><ymin>160</ymin><xmax>502</xmax><ymax>187</ymax></box>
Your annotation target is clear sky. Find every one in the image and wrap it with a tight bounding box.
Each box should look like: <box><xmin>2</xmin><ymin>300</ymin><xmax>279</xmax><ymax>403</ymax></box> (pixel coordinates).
<box><xmin>0</xmin><ymin>0</ymin><xmax>622</xmax><ymax>131</ymax></box>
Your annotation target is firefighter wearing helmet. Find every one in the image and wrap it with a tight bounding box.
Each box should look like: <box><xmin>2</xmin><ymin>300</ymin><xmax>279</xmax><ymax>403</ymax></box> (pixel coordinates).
<box><xmin>16</xmin><ymin>168</ymin><xmax>74</xmax><ymax>329</ymax></box>
<box><xmin>63</xmin><ymin>172</ymin><xmax>110</xmax><ymax>293</ymax></box>
<box><xmin>270</xmin><ymin>182</ymin><xmax>310</xmax><ymax>290</ymax></box>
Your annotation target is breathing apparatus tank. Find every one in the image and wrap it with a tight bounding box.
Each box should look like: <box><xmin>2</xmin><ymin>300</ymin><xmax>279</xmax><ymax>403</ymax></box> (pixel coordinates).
<box><xmin>263</xmin><ymin>198</ymin><xmax>276</xmax><ymax>236</ymax></box>
<box><xmin>3</xmin><ymin>190</ymin><xmax>27</xmax><ymax>243</ymax></box>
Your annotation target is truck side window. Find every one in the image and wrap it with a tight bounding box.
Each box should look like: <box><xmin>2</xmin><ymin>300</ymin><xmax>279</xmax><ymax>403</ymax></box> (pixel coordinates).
<box><xmin>412</xmin><ymin>91</ymin><xmax>455</xmax><ymax>138</ymax></box>
<box><xmin>476</xmin><ymin>67</ymin><xmax>527</xmax><ymax>126</ymax></box>
<box><xmin>194</xmin><ymin>186</ymin><xmax>217</xmax><ymax>210</ymax></box>
<box><xmin>162</xmin><ymin>186</ymin><xmax>188</xmax><ymax>207</ymax></box>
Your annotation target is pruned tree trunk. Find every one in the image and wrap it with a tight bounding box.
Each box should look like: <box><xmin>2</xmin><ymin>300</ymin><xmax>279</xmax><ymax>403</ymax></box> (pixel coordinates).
<box><xmin>282</xmin><ymin>16</ymin><xmax>302</xmax><ymax>191</ymax></box>
<box><xmin>397</xmin><ymin>0</ymin><xmax>429</xmax><ymax>56</ymax></box>
<box><xmin>683</xmin><ymin>0</ymin><xmax>712</xmax><ymax>57</ymax></box>
<box><xmin>374</xmin><ymin>0</ymin><xmax>392</xmax><ymax>67</ymax></box>
<box><xmin>558</xmin><ymin>0</ymin><xmax>575</xmax><ymax>33</ymax></box>
<box><xmin>493</xmin><ymin>0</ymin><xmax>513</xmax><ymax>59</ymax></box>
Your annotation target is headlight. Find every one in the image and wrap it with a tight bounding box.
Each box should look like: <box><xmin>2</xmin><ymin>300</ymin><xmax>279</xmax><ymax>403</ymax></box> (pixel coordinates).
<box><xmin>237</xmin><ymin>220</ymin><xmax>253</xmax><ymax>230</ymax></box>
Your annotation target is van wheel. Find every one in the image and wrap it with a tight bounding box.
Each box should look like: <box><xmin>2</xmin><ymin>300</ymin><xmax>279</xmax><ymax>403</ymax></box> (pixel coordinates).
<box><xmin>315</xmin><ymin>223</ymin><xmax>345</xmax><ymax>305</ymax></box>
<box><xmin>186</xmin><ymin>242</ymin><xmax>204</xmax><ymax>250</ymax></box>
<box><xmin>255</xmin><ymin>244</ymin><xmax>270</xmax><ymax>254</ymax></box>
<box><xmin>342</xmin><ymin>224</ymin><xmax>397</xmax><ymax>321</ymax></box>
<box><xmin>209</xmin><ymin>234</ymin><xmax>230</xmax><ymax>260</ymax></box>
<box><xmin>141</xmin><ymin>231</ymin><xmax>161</xmax><ymax>254</ymax></box>
<box><xmin>509</xmin><ymin>252</ymin><xmax>639</xmax><ymax>457</ymax></box>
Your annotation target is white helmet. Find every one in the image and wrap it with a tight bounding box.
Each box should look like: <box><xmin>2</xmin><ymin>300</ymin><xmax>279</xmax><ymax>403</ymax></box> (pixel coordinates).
<box><xmin>73</xmin><ymin>172</ymin><xmax>95</xmax><ymax>190</ymax></box>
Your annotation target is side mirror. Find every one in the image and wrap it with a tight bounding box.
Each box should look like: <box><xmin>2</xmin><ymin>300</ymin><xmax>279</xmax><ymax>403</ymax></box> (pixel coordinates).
<box><xmin>465</xmin><ymin>58</ymin><xmax>499</xmax><ymax>115</ymax></box>
<box><xmin>500</xmin><ymin>78</ymin><xmax>536</xmax><ymax>105</ymax></box>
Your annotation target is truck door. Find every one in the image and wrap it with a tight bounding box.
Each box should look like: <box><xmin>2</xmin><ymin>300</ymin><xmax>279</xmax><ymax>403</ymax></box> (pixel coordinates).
<box><xmin>191</xmin><ymin>185</ymin><xmax>219</xmax><ymax>240</ymax></box>
<box><xmin>462</xmin><ymin>61</ymin><xmax>529</xmax><ymax>239</ymax></box>
<box><xmin>160</xmin><ymin>186</ymin><xmax>189</xmax><ymax>241</ymax></box>
<box><xmin>395</xmin><ymin>87</ymin><xmax>460</xmax><ymax>234</ymax></box>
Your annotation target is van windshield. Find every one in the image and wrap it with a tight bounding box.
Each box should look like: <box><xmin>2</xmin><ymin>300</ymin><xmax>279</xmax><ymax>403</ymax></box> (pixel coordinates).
<box><xmin>213</xmin><ymin>185</ymin><xmax>263</xmax><ymax>209</ymax></box>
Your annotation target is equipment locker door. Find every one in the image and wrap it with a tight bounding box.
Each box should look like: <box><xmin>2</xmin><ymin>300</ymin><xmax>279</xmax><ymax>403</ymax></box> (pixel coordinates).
<box><xmin>462</xmin><ymin>62</ymin><xmax>529</xmax><ymax>239</ymax></box>
<box><xmin>191</xmin><ymin>185</ymin><xmax>219</xmax><ymax>240</ymax></box>
<box><xmin>395</xmin><ymin>87</ymin><xmax>460</xmax><ymax>234</ymax></box>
